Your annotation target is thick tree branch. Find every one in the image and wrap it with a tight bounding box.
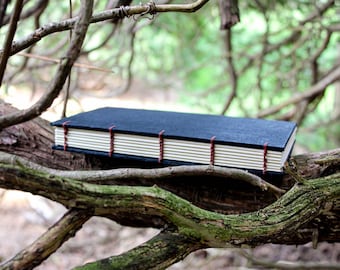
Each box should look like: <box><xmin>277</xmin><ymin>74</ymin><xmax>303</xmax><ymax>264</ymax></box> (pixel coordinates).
<box><xmin>0</xmin><ymin>152</ymin><xmax>284</xmax><ymax>196</ymax></box>
<box><xmin>73</xmin><ymin>231</ymin><xmax>202</xmax><ymax>270</ymax></box>
<box><xmin>0</xmin><ymin>104</ymin><xmax>339</xmax><ymax>269</ymax></box>
<box><xmin>0</xmin><ymin>151</ymin><xmax>339</xmax><ymax>246</ymax></box>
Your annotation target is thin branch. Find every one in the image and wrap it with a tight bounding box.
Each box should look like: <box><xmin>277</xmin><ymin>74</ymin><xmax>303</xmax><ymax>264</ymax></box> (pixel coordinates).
<box><xmin>256</xmin><ymin>65</ymin><xmax>340</xmax><ymax>118</ymax></box>
<box><xmin>0</xmin><ymin>0</ymin><xmax>11</xmax><ymax>26</ymax></box>
<box><xmin>105</xmin><ymin>21</ymin><xmax>138</xmax><ymax>96</ymax></box>
<box><xmin>284</xmin><ymin>161</ymin><xmax>306</xmax><ymax>184</ymax></box>
<box><xmin>0</xmin><ymin>0</ymin><xmax>24</xmax><ymax>87</ymax></box>
<box><xmin>61</xmin><ymin>0</ymin><xmax>74</xmax><ymax>118</ymax></box>
<box><xmin>0</xmin><ymin>151</ymin><xmax>339</xmax><ymax>246</ymax></box>
<box><xmin>17</xmin><ymin>52</ymin><xmax>114</xmax><ymax>73</ymax></box>
<box><xmin>4</xmin><ymin>0</ymin><xmax>48</xmax><ymax>86</ymax></box>
<box><xmin>0</xmin><ymin>0</ymin><xmax>94</xmax><ymax>130</ymax></box>
<box><xmin>0</xmin><ymin>209</ymin><xmax>92</xmax><ymax>270</ymax></box>
<box><xmin>221</xmin><ymin>29</ymin><xmax>238</xmax><ymax>115</ymax></box>
<box><xmin>237</xmin><ymin>0</ymin><xmax>334</xmax><ymax>77</ymax></box>
<box><xmin>300</xmin><ymin>0</ymin><xmax>335</xmax><ymax>25</ymax></box>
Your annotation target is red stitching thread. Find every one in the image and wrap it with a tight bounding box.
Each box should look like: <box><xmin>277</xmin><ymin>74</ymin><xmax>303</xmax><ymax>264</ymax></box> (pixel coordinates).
<box><xmin>62</xmin><ymin>121</ymin><xmax>70</xmax><ymax>151</ymax></box>
<box><xmin>158</xmin><ymin>130</ymin><xmax>165</xmax><ymax>163</ymax></box>
<box><xmin>263</xmin><ymin>142</ymin><xmax>268</xmax><ymax>174</ymax></box>
<box><xmin>210</xmin><ymin>136</ymin><xmax>216</xmax><ymax>165</ymax></box>
<box><xmin>109</xmin><ymin>125</ymin><xmax>116</xmax><ymax>157</ymax></box>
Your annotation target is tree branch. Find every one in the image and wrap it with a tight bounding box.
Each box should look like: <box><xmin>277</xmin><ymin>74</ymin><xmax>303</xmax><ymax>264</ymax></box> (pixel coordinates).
<box><xmin>0</xmin><ymin>111</ymin><xmax>339</xmax><ymax>269</ymax></box>
<box><xmin>0</xmin><ymin>209</ymin><xmax>92</xmax><ymax>270</ymax></box>
<box><xmin>0</xmin><ymin>0</ymin><xmax>24</xmax><ymax>86</ymax></box>
<box><xmin>0</xmin><ymin>152</ymin><xmax>285</xmax><ymax>197</ymax></box>
<box><xmin>73</xmin><ymin>231</ymin><xmax>202</xmax><ymax>270</ymax></box>
<box><xmin>0</xmin><ymin>151</ymin><xmax>339</xmax><ymax>245</ymax></box>
<box><xmin>221</xmin><ymin>29</ymin><xmax>238</xmax><ymax>115</ymax></box>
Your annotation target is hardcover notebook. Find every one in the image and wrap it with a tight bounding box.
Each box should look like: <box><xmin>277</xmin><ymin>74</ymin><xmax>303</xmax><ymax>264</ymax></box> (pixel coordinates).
<box><xmin>51</xmin><ymin>107</ymin><xmax>297</xmax><ymax>174</ymax></box>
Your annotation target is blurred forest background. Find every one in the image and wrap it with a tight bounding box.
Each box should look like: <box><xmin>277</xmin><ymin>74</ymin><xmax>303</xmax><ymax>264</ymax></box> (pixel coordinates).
<box><xmin>0</xmin><ymin>0</ymin><xmax>339</xmax><ymax>269</ymax></box>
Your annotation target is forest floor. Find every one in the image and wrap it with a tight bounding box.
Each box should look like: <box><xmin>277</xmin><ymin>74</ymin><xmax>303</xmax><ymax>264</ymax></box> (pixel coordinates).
<box><xmin>1</xmin><ymin>79</ymin><xmax>340</xmax><ymax>269</ymax></box>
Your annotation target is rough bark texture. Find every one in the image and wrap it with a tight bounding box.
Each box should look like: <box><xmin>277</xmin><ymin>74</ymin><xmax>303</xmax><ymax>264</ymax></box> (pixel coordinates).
<box><xmin>73</xmin><ymin>231</ymin><xmax>202</xmax><ymax>270</ymax></box>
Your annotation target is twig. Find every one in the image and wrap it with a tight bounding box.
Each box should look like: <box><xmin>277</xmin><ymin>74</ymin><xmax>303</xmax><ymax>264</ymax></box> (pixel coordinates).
<box><xmin>17</xmin><ymin>52</ymin><xmax>114</xmax><ymax>73</ymax></box>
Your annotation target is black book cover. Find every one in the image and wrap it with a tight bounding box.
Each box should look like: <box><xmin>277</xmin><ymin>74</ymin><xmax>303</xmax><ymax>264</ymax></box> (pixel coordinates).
<box><xmin>51</xmin><ymin>107</ymin><xmax>297</xmax><ymax>173</ymax></box>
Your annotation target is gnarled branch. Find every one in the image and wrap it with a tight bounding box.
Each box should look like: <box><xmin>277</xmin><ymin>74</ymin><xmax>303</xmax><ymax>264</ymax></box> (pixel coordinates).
<box><xmin>0</xmin><ymin>151</ymin><xmax>339</xmax><ymax>245</ymax></box>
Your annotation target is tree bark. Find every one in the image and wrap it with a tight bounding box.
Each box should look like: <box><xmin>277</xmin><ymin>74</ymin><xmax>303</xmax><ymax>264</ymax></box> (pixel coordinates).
<box><xmin>73</xmin><ymin>231</ymin><xmax>202</xmax><ymax>270</ymax></box>
<box><xmin>0</xmin><ymin>209</ymin><xmax>92</xmax><ymax>270</ymax></box>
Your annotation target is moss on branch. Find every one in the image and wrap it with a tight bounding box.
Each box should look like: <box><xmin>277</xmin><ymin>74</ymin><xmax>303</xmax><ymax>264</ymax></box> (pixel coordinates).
<box><xmin>0</xmin><ymin>152</ymin><xmax>339</xmax><ymax>247</ymax></box>
<box><xmin>73</xmin><ymin>231</ymin><xmax>201</xmax><ymax>270</ymax></box>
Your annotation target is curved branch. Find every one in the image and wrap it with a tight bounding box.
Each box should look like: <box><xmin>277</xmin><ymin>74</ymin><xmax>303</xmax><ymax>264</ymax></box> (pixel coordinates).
<box><xmin>0</xmin><ymin>151</ymin><xmax>339</xmax><ymax>246</ymax></box>
<box><xmin>0</xmin><ymin>0</ymin><xmax>94</xmax><ymax>130</ymax></box>
<box><xmin>0</xmin><ymin>152</ymin><xmax>285</xmax><ymax>197</ymax></box>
